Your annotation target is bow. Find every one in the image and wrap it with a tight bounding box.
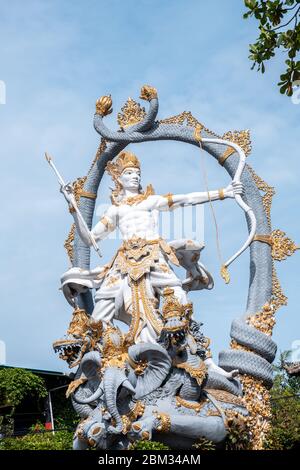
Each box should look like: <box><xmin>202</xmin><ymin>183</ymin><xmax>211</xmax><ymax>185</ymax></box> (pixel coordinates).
<box><xmin>195</xmin><ymin>130</ymin><xmax>257</xmax><ymax>283</ymax></box>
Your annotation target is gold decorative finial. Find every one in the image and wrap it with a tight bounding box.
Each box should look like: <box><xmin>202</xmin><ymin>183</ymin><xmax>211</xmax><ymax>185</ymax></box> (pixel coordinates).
<box><xmin>117</xmin><ymin>98</ymin><xmax>146</xmax><ymax>129</ymax></box>
<box><xmin>95</xmin><ymin>95</ymin><xmax>113</xmax><ymax>116</ymax></box>
<box><xmin>271</xmin><ymin>229</ymin><xmax>299</xmax><ymax>261</ymax></box>
<box><xmin>220</xmin><ymin>265</ymin><xmax>230</xmax><ymax>284</ymax></box>
<box><xmin>140</xmin><ymin>85</ymin><xmax>157</xmax><ymax>101</ymax></box>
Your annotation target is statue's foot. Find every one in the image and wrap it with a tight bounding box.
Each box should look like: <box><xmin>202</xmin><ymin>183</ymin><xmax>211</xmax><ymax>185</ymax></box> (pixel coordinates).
<box><xmin>129</xmin><ymin>417</ymin><xmax>155</xmax><ymax>442</ymax></box>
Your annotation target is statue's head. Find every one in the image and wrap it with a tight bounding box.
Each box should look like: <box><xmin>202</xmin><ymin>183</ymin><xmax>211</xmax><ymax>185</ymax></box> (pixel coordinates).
<box><xmin>105</xmin><ymin>151</ymin><xmax>142</xmax><ymax>201</ymax></box>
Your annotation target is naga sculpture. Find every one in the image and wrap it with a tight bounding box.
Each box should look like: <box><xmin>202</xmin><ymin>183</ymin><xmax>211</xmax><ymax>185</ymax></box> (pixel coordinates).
<box><xmin>49</xmin><ymin>85</ymin><xmax>298</xmax><ymax>450</ymax></box>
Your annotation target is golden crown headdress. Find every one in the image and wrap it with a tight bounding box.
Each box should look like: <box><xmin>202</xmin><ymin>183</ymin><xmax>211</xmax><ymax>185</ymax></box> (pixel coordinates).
<box><xmin>105</xmin><ymin>151</ymin><xmax>140</xmax><ymax>183</ymax></box>
<box><xmin>162</xmin><ymin>288</ymin><xmax>185</xmax><ymax>320</ymax></box>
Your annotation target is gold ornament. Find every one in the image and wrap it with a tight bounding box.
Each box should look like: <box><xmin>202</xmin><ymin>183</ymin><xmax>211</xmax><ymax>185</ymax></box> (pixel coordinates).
<box><xmin>95</xmin><ymin>95</ymin><xmax>113</xmax><ymax>116</ymax></box>
<box><xmin>220</xmin><ymin>264</ymin><xmax>230</xmax><ymax>284</ymax></box>
<box><xmin>271</xmin><ymin>229</ymin><xmax>299</xmax><ymax>261</ymax></box>
<box><xmin>132</xmin><ymin>423</ymin><xmax>142</xmax><ymax>432</ymax></box>
<box><xmin>253</xmin><ymin>230</ymin><xmax>299</xmax><ymax>262</ymax></box>
<box><xmin>219</xmin><ymin>130</ymin><xmax>252</xmax><ymax>165</ymax></box>
<box><xmin>141</xmin><ymin>431</ymin><xmax>150</xmax><ymax>440</ymax></box>
<box><xmin>218</xmin><ymin>188</ymin><xmax>225</xmax><ymax>200</ymax></box>
<box><xmin>162</xmin><ymin>287</ymin><xmax>185</xmax><ymax>320</ymax></box>
<box><xmin>106</xmin><ymin>151</ymin><xmax>140</xmax><ymax>181</ymax></box>
<box><xmin>127</xmin><ymin>355</ymin><xmax>148</xmax><ymax>376</ymax></box>
<box><xmin>117</xmin><ymin>98</ymin><xmax>146</xmax><ymax>129</ymax></box>
<box><xmin>115</xmin><ymin>184</ymin><xmax>155</xmax><ymax>207</ymax></box>
<box><xmin>205</xmin><ymin>389</ymin><xmax>244</xmax><ymax>407</ymax></box>
<box><xmin>101</xmin><ymin>325</ymin><xmax>128</xmax><ymax>371</ymax></box>
<box><xmin>163</xmin><ymin>192</ymin><xmax>174</xmax><ymax>208</ymax></box>
<box><xmin>116</xmin><ymin>237</ymin><xmax>160</xmax><ymax>281</ymax></box>
<box><xmin>253</xmin><ymin>234</ymin><xmax>273</xmax><ymax>246</ymax></box>
<box><xmin>247</xmin><ymin>303</ymin><xmax>276</xmax><ymax>336</ymax></box>
<box><xmin>247</xmin><ymin>165</ymin><xmax>275</xmax><ymax>229</ymax></box>
<box><xmin>174</xmin><ymin>360</ymin><xmax>207</xmax><ymax>386</ymax></box>
<box><xmin>67</xmin><ymin>308</ymin><xmax>90</xmax><ymax>337</ymax></box>
<box><xmin>66</xmin><ymin>377</ymin><xmax>87</xmax><ymax>398</ymax></box>
<box><xmin>64</xmin><ymin>223</ymin><xmax>75</xmax><ymax>263</ymax></box>
<box><xmin>121</xmin><ymin>415</ymin><xmax>132</xmax><ymax>434</ymax></box>
<box><xmin>175</xmin><ymin>396</ymin><xmax>207</xmax><ymax>413</ymax></box>
<box><xmin>153</xmin><ymin>411</ymin><xmax>171</xmax><ymax>433</ymax></box>
<box><xmin>126</xmin><ymin>401</ymin><xmax>145</xmax><ymax>421</ymax></box>
<box><xmin>105</xmin><ymin>151</ymin><xmax>145</xmax><ymax>205</ymax></box>
<box><xmin>194</xmin><ymin>125</ymin><xmax>202</xmax><ymax>142</ymax></box>
<box><xmin>140</xmin><ymin>85</ymin><xmax>157</xmax><ymax>101</ymax></box>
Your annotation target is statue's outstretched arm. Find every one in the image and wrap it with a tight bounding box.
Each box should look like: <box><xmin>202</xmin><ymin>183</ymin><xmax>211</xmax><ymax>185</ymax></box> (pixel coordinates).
<box><xmin>153</xmin><ymin>182</ymin><xmax>244</xmax><ymax>211</ymax></box>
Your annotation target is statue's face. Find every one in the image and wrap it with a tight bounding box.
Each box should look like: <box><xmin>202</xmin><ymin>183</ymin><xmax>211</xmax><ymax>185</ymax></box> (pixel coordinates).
<box><xmin>118</xmin><ymin>166</ymin><xmax>141</xmax><ymax>191</ymax></box>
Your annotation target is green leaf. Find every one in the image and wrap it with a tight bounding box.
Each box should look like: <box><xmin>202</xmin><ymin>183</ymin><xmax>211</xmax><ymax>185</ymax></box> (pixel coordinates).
<box><xmin>279</xmin><ymin>83</ymin><xmax>288</xmax><ymax>93</ymax></box>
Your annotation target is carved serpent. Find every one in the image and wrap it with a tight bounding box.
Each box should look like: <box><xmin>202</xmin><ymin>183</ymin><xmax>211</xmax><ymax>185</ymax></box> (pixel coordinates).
<box><xmin>72</xmin><ymin>91</ymin><xmax>276</xmax><ymax>389</ymax></box>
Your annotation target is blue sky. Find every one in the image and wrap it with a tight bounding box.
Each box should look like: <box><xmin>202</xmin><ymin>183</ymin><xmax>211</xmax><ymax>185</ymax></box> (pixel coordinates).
<box><xmin>0</xmin><ymin>0</ymin><xmax>299</xmax><ymax>372</ymax></box>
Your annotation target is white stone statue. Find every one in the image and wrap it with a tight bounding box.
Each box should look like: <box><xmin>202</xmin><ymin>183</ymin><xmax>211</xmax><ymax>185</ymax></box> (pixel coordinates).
<box><xmin>60</xmin><ymin>150</ymin><xmax>242</xmax><ymax>374</ymax></box>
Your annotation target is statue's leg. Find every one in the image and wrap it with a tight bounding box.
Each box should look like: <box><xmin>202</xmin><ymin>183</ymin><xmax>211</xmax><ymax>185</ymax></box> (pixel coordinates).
<box><xmin>150</xmin><ymin>257</ymin><xmax>189</xmax><ymax>305</ymax></box>
<box><xmin>137</xmin><ymin>323</ymin><xmax>158</xmax><ymax>343</ymax></box>
<box><xmin>91</xmin><ymin>297</ymin><xmax>115</xmax><ymax>324</ymax></box>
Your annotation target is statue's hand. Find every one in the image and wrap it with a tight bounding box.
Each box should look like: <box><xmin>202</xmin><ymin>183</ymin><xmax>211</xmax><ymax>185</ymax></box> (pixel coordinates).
<box><xmin>60</xmin><ymin>183</ymin><xmax>76</xmax><ymax>206</ymax></box>
<box><xmin>205</xmin><ymin>358</ymin><xmax>239</xmax><ymax>381</ymax></box>
<box><xmin>224</xmin><ymin>181</ymin><xmax>244</xmax><ymax>199</ymax></box>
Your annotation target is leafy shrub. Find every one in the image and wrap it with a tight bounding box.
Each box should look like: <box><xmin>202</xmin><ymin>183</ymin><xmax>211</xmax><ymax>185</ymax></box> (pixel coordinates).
<box><xmin>192</xmin><ymin>437</ymin><xmax>216</xmax><ymax>450</ymax></box>
<box><xmin>0</xmin><ymin>430</ymin><xmax>73</xmax><ymax>450</ymax></box>
<box><xmin>0</xmin><ymin>368</ymin><xmax>47</xmax><ymax>408</ymax></box>
<box><xmin>51</xmin><ymin>388</ymin><xmax>78</xmax><ymax>430</ymax></box>
<box><xmin>264</xmin><ymin>371</ymin><xmax>300</xmax><ymax>450</ymax></box>
<box><xmin>130</xmin><ymin>440</ymin><xmax>170</xmax><ymax>450</ymax></box>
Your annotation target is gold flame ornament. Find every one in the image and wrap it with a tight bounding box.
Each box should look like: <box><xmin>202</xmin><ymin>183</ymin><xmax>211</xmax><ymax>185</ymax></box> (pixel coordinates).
<box><xmin>95</xmin><ymin>95</ymin><xmax>113</xmax><ymax>116</ymax></box>
<box><xmin>139</xmin><ymin>85</ymin><xmax>157</xmax><ymax>101</ymax></box>
<box><xmin>220</xmin><ymin>264</ymin><xmax>230</xmax><ymax>284</ymax></box>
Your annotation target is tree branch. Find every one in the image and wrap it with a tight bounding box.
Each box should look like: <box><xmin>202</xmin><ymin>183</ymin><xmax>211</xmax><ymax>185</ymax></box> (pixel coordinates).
<box><xmin>272</xmin><ymin>6</ymin><xmax>300</xmax><ymax>31</ymax></box>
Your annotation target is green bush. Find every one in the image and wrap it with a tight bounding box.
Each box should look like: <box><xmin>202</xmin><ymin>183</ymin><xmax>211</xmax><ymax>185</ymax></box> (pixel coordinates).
<box><xmin>264</xmin><ymin>353</ymin><xmax>300</xmax><ymax>450</ymax></box>
<box><xmin>51</xmin><ymin>388</ymin><xmax>78</xmax><ymax>430</ymax></box>
<box><xmin>0</xmin><ymin>368</ymin><xmax>48</xmax><ymax>438</ymax></box>
<box><xmin>130</xmin><ymin>440</ymin><xmax>170</xmax><ymax>450</ymax></box>
<box><xmin>0</xmin><ymin>368</ymin><xmax>47</xmax><ymax>408</ymax></box>
<box><xmin>264</xmin><ymin>375</ymin><xmax>300</xmax><ymax>449</ymax></box>
<box><xmin>0</xmin><ymin>431</ymin><xmax>73</xmax><ymax>450</ymax></box>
